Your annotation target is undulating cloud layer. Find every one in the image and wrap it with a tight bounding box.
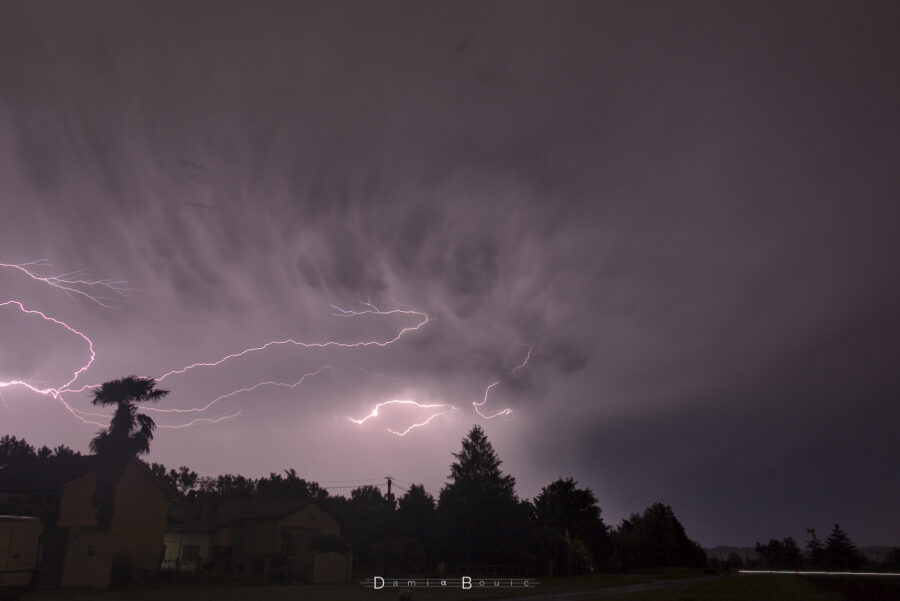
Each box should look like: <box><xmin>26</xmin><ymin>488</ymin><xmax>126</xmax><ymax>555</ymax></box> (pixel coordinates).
<box><xmin>1</xmin><ymin>1</ymin><xmax>897</xmax><ymax>546</ymax></box>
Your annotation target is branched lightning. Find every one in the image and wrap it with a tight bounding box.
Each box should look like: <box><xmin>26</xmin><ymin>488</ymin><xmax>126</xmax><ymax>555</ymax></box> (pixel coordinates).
<box><xmin>4</xmin><ymin>260</ymin><xmax>533</xmax><ymax>438</ymax></box>
<box><xmin>157</xmin><ymin>410</ymin><xmax>244</xmax><ymax>429</ymax></box>
<box><xmin>2</xmin><ymin>261</ymin><xmax>445</xmax><ymax>435</ymax></box>
<box><xmin>386</xmin><ymin>412</ymin><xmax>450</xmax><ymax>437</ymax></box>
<box><xmin>144</xmin><ymin>365</ymin><xmax>335</xmax><ymax>414</ymax></box>
<box><xmin>151</xmin><ymin>304</ymin><xmax>428</xmax><ymax>382</ymax></box>
<box><xmin>345</xmin><ymin>399</ymin><xmax>460</xmax><ymax>437</ymax></box>
<box><xmin>0</xmin><ymin>300</ymin><xmax>95</xmax><ymax>396</ymax></box>
<box><xmin>473</xmin><ymin>345</ymin><xmax>532</xmax><ymax>419</ymax></box>
<box><xmin>0</xmin><ymin>260</ymin><xmax>133</xmax><ymax>308</ymax></box>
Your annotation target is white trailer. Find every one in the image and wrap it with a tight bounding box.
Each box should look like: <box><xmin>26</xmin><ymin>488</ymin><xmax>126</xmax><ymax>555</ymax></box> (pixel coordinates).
<box><xmin>0</xmin><ymin>516</ymin><xmax>41</xmax><ymax>600</ymax></box>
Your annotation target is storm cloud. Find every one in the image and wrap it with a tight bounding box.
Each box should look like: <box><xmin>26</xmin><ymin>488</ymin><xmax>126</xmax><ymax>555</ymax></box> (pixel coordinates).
<box><xmin>1</xmin><ymin>0</ymin><xmax>897</xmax><ymax>547</ymax></box>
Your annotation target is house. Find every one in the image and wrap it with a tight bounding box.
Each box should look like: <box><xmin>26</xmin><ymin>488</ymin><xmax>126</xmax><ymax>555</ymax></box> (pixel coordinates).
<box><xmin>164</xmin><ymin>497</ymin><xmax>352</xmax><ymax>582</ymax></box>
<box><xmin>0</xmin><ymin>455</ymin><xmax>174</xmax><ymax>588</ymax></box>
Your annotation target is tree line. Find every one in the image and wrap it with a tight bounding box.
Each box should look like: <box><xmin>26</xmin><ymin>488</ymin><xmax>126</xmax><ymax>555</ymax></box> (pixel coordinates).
<box><xmin>1</xmin><ymin>420</ymin><xmax>705</xmax><ymax>575</ymax></box>
<box><xmin>720</xmin><ymin>525</ymin><xmax>900</xmax><ymax>572</ymax></box>
<box><xmin>9</xmin><ymin>375</ymin><xmax>892</xmax><ymax>576</ymax></box>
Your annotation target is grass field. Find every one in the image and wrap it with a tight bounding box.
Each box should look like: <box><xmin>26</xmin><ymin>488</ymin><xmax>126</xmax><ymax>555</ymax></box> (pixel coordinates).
<box><xmin>613</xmin><ymin>574</ymin><xmax>900</xmax><ymax>601</ymax></box>
<box><xmin>20</xmin><ymin>572</ymin><xmax>900</xmax><ymax>601</ymax></box>
<box><xmin>21</xmin><ymin>571</ymin><xmax>698</xmax><ymax>601</ymax></box>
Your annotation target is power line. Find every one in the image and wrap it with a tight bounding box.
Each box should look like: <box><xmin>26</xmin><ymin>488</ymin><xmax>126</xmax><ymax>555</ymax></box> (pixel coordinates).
<box><xmin>319</xmin><ymin>477</ymin><xmax>440</xmax><ymax>496</ymax></box>
<box><xmin>323</xmin><ymin>483</ymin><xmax>387</xmax><ymax>490</ymax></box>
<box><xmin>394</xmin><ymin>478</ymin><xmax>441</xmax><ymax>496</ymax></box>
<box><xmin>316</xmin><ymin>477</ymin><xmax>386</xmax><ymax>484</ymax></box>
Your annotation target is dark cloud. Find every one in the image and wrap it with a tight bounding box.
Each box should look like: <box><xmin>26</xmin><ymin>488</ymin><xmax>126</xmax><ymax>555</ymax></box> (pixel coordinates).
<box><xmin>0</xmin><ymin>0</ymin><xmax>897</xmax><ymax>547</ymax></box>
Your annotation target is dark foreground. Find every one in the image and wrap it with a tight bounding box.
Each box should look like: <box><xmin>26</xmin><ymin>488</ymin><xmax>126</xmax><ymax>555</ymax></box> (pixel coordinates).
<box><xmin>18</xmin><ymin>572</ymin><xmax>900</xmax><ymax>601</ymax></box>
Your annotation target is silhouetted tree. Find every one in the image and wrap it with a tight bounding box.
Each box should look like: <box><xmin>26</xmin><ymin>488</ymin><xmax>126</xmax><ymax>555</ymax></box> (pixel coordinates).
<box><xmin>149</xmin><ymin>462</ymin><xmax>173</xmax><ymax>487</ymax></box>
<box><xmin>396</xmin><ymin>484</ymin><xmax>437</xmax><ymax>569</ymax></box>
<box><xmin>806</xmin><ymin>528</ymin><xmax>825</xmax><ymax>568</ymax></box>
<box><xmin>198</xmin><ymin>473</ymin><xmax>256</xmax><ymax>498</ymax></box>
<box><xmin>785</xmin><ymin>537</ymin><xmax>803</xmax><ymax>569</ymax></box>
<box><xmin>174</xmin><ymin>465</ymin><xmax>199</xmax><ymax>495</ymax></box>
<box><xmin>0</xmin><ymin>436</ymin><xmax>82</xmax><ymax>465</ymax></box>
<box><xmin>256</xmin><ymin>468</ymin><xmax>327</xmax><ymax>501</ymax></box>
<box><xmin>398</xmin><ymin>485</ymin><xmax>436</xmax><ymax>534</ymax></box>
<box><xmin>727</xmin><ymin>551</ymin><xmax>744</xmax><ymax>570</ymax></box>
<box><xmin>0</xmin><ymin>434</ymin><xmax>35</xmax><ymax>463</ymax></box>
<box><xmin>825</xmin><ymin>524</ymin><xmax>859</xmax><ymax>569</ymax></box>
<box><xmin>149</xmin><ymin>462</ymin><xmax>199</xmax><ymax>496</ymax></box>
<box><xmin>89</xmin><ymin>376</ymin><xmax>167</xmax><ymax>458</ymax></box>
<box><xmin>88</xmin><ymin>376</ymin><xmax>168</xmax><ymax>527</ymax></box>
<box><xmin>612</xmin><ymin>503</ymin><xmax>707</xmax><ymax>570</ymax></box>
<box><xmin>884</xmin><ymin>548</ymin><xmax>900</xmax><ymax>569</ymax></box>
<box><xmin>340</xmin><ymin>484</ymin><xmax>394</xmax><ymax>570</ymax></box>
<box><xmin>534</xmin><ymin>476</ymin><xmax>610</xmax><ymax>569</ymax></box>
<box><xmin>755</xmin><ymin>537</ymin><xmax>803</xmax><ymax>569</ymax></box>
<box><xmin>437</xmin><ymin>425</ymin><xmax>527</xmax><ymax>566</ymax></box>
<box><xmin>52</xmin><ymin>444</ymin><xmax>78</xmax><ymax>458</ymax></box>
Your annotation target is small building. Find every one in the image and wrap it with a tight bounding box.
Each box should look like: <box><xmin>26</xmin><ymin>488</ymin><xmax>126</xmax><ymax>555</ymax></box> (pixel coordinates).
<box><xmin>0</xmin><ymin>455</ymin><xmax>174</xmax><ymax>588</ymax></box>
<box><xmin>164</xmin><ymin>497</ymin><xmax>352</xmax><ymax>582</ymax></box>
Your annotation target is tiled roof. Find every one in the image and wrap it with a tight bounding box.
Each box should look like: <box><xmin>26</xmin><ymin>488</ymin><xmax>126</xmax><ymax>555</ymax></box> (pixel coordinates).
<box><xmin>167</xmin><ymin>497</ymin><xmax>317</xmax><ymax>533</ymax></box>
<box><xmin>0</xmin><ymin>456</ymin><xmax>175</xmax><ymax>499</ymax></box>
<box><xmin>0</xmin><ymin>456</ymin><xmax>99</xmax><ymax>492</ymax></box>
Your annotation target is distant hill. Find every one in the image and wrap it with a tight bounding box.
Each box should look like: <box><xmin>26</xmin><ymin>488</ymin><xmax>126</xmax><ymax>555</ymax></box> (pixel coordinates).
<box><xmin>705</xmin><ymin>546</ymin><xmax>897</xmax><ymax>563</ymax></box>
<box><xmin>858</xmin><ymin>547</ymin><xmax>899</xmax><ymax>563</ymax></box>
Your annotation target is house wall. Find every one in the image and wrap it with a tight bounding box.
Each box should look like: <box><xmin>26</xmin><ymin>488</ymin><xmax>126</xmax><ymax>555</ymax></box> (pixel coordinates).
<box><xmin>162</xmin><ymin>532</ymin><xmax>211</xmax><ymax>570</ymax></box>
<box><xmin>279</xmin><ymin>504</ymin><xmax>345</xmax><ymax>582</ymax></box>
<box><xmin>57</xmin><ymin>471</ymin><xmax>98</xmax><ymax>527</ymax></box>
<box><xmin>161</xmin><ymin>503</ymin><xmax>349</xmax><ymax>580</ymax></box>
<box><xmin>59</xmin><ymin>527</ymin><xmax>113</xmax><ymax>589</ymax></box>
<box><xmin>236</xmin><ymin>518</ymin><xmax>278</xmax><ymax>567</ymax></box>
<box><xmin>199</xmin><ymin>524</ymin><xmax>237</xmax><ymax>569</ymax></box>
<box><xmin>278</xmin><ymin>503</ymin><xmax>340</xmax><ymax>536</ymax></box>
<box><xmin>109</xmin><ymin>462</ymin><xmax>169</xmax><ymax>570</ymax></box>
<box><xmin>313</xmin><ymin>551</ymin><xmax>352</xmax><ymax>583</ymax></box>
<box><xmin>57</xmin><ymin>462</ymin><xmax>170</xmax><ymax>572</ymax></box>
<box><xmin>210</xmin><ymin>523</ymin><xmax>238</xmax><ymax>548</ymax></box>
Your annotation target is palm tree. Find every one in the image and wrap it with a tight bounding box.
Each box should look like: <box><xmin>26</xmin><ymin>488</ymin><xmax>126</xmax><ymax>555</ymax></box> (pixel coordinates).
<box><xmin>89</xmin><ymin>376</ymin><xmax>168</xmax><ymax>458</ymax></box>
<box><xmin>89</xmin><ymin>376</ymin><xmax>168</xmax><ymax>527</ymax></box>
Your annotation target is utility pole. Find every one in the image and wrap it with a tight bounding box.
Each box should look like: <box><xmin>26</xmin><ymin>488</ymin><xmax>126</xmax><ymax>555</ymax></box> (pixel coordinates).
<box><xmin>385</xmin><ymin>475</ymin><xmax>394</xmax><ymax>576</ymax></box>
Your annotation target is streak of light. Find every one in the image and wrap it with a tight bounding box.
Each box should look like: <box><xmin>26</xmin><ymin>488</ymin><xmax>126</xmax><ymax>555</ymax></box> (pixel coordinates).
<box><xmin>473</xmin><ymin>345</ymin><xmax>532</xmax><ymax>419</ymax></box>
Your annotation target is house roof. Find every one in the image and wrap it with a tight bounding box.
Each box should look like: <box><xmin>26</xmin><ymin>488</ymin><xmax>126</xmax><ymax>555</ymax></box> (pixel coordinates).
<box><xmin>0</xmin><ymin>455</ymin><xmax>99</xmax><ymax>492</ymax></box>
<box><xmin>0</xmin><ymin>456</ymin><xmax>175</xmax><ymax>499</ymax></box>
<box><xmin>167</xmin><ymin>497</ymin><xmax>319</xmax><ymax>533</ymax></box>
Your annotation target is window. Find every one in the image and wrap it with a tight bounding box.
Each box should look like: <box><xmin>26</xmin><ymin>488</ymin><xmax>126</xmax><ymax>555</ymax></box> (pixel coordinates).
<box><xmin>182</xmin><ymin>545</ymin><xmax>200</xmax><ymax>562</ymax></box>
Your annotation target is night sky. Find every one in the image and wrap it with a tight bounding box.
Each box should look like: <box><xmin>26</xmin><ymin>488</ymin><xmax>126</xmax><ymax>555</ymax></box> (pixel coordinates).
<box><xmin>1</xmin><ymin>1</ymin><xmax>898</xmax><ymax>548</ymax></box>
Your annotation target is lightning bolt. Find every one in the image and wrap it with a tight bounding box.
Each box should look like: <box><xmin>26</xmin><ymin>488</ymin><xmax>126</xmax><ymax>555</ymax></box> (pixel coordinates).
<box><xmin>144</xmin><ymin>365</ymin><xmax>335</xmax><ymax>414</ymax></box>
<box><xmin>386</xmin><ymin>412</ymin><xmax>452</xmax><ymax>437</ymax></box>
<box><xmin>0</xmin><ymin>263</ymin><xmax>238</xmax><ymax>429</ymax></box>
<box><xmin>4</xmin><ymin>260</ymin><xmax>533</xmax><ymax>438</ymax></box>
<box><xmin>2</xmin><ymin>261</ymin><xmax>440</xmax><ymax>434</ymax></box>
<box><xmin>473</xmin><ymin>345</ymin><xmax>532</xmax><ymax>419</ymax></box>
<box><xmin>157</xmin><ymin>410</ymin><xmax>244</xmax><ymax>429</ymax></box>
<box><xmin>0</xmin><ymin>300</ymin><xmax>95</xmax><ymax>396</ymax></box>
<box><xmin>149</xmin><ymin>304</ymin><xmax>428</xmax><ymax>383</ymax></box>
<box><xmin>0</xmin><ymin>260</ymin><xmax>132</xmax><ymax>309</ymax></box>
<box><xmin>345</xmin><ymin>399</ymin><xmax>460</xmax><ymax>437</ymax></box>
<box><xmin>0</xmin><ymin>265</ymin><xmax>134</xmax><ymax>427</ymax></box>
